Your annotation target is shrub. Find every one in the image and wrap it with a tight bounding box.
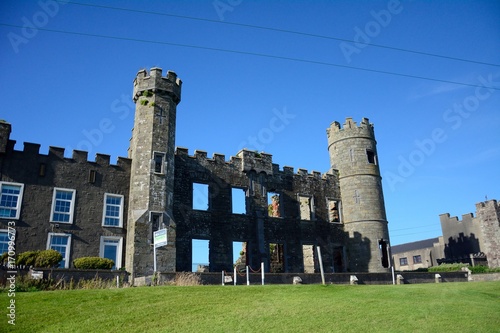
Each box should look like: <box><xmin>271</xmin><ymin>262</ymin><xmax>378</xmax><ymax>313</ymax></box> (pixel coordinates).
<box><xmin>428</xmin><ymin>263</ymin><xmax>469</xmax><ymax>272</ymax></box>
<box><xmin>175</xmin><ymin>272</ymin><xmax>202</xmax><ymax>286</ymax></box>
<box><xmin>73</xmin><ymin>257</ymin><xmax>114</xmax><ymax>270</ymax></box>
<box><xmin>1</xmin><ymin>252</ymin><xmax>8</xmax><ymax>264</ymax></box>
<box><xmin>16</xmin><ymin>251</ymin><xmax>41</xmax><ymax>266</ymax></box>
<box><xmin>35</xmin><ymin>250</ymin><xmax>63</xmax><ymax>268</ymax></box>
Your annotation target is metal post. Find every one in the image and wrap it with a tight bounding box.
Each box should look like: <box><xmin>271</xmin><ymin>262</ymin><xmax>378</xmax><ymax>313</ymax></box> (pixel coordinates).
<box><xmin>246</xmin><ymin>266</ymin><xmax>250</xmax><ymax>285</ymax></box>
<box><xmin>222</xmin><ymin>271</ymin><xmax>225</xmax><ymax>286</ymax></box>
<box><xmin>153</xmin><ymin>246</ymin><xmax>157</xmax><ymax>273</ymax></box>
<box><xmin>234</xmin><ymin>267</ymin><xmax>237</xmax><ymax>286</ymax></box>
<box><xmin>316</xmin><ymin>246</ymin><xmax>325</xmax><ymax>285</ymax></box>
<box><xmin>261</xmin><ymin>262</ymin><xmax>265</xmax><ymax>285</ymax></box>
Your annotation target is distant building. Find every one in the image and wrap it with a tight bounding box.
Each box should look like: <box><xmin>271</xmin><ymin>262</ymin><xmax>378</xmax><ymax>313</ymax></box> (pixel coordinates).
<box><xmin>391</xmin><ymin>237</ymin><xmax>444</xmax><ymax>271</ymax></box>
<box><xmin>0</xmin><ymin>67</ymin><xmax>392</xmax><ymax>283</ymax></box>
<box><xmin>392</xmin><ymin>199</ymin><xmax>500</xmax><ymax>270</ymax></box>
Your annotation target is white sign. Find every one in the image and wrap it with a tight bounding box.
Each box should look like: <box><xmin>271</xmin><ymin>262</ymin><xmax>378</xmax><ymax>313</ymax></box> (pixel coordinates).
<box><xmin>154</xmin><ymin>229</ymin><xmax>168</xmax><ymax>248</ymax></box>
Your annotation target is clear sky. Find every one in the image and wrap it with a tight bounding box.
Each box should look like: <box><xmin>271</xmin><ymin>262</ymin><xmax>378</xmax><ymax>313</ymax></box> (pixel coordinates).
<box><xmin>1</xmin><ymin>0</ymin><xmax>499</xmax><ymax>250</ymax></box>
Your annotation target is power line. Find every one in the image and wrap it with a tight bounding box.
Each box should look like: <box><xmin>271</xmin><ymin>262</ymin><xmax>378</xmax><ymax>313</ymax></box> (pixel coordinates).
<box><xmin>391</xmin><ymin>223</ymin><xmax>439</xmax><ymax>232</ymax></box>
<box><xmin>2</xmin><ymin>23</ymin><xmax>499</xmax><ymax>92</ymax></box>
<box><xmin>62</xmin><ymin>0</ymin><xmax>500</xmax><ymax>68</ymax></box>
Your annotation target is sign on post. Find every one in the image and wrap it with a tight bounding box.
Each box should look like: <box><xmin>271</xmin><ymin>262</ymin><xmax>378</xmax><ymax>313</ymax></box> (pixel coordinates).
<box><xmin>154</xmin><ymin>229</ymin><xmax>168</xmax><ymax>248</ymax></box>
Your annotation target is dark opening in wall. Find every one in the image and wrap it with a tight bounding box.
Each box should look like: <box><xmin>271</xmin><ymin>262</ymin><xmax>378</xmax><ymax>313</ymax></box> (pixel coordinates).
<box><xmin>379</xmin><ymin>239</ymin><xmax>389</xmax><ymax>268</ymax></box>
<box><xmin>367</xmin><ymin>150</ymin><xmax>376</xmax><ymax>164</ymax></box>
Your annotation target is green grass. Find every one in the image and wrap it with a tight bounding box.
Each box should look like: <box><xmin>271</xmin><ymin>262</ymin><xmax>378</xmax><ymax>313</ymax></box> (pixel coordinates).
<box><xmin>2</xmin><ymin>282</ymin><xmax>500</xmax><ymax>332</ymax></box>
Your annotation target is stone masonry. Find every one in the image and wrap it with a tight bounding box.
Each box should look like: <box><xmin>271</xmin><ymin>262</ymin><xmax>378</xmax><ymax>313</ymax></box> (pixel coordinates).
<box><xmin>0</xmin><ymin>67</ymin><xmax>394</xmax><ymax>282</ymax></box>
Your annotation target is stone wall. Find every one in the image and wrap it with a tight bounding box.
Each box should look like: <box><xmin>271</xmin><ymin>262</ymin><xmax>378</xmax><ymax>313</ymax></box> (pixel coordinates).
<box><xmin>0</xmin><ymin>140</ymin><xmax>131</xmax><ymax>268</ymax></box>
<box><xmin>173</xmin><ymin>148</ymin><xmax>345</xmax><ymax>273</ymax></box>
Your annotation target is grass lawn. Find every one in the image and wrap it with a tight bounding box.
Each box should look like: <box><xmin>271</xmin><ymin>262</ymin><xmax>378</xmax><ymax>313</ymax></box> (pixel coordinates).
<box><xmin>2</xmin><ymin>281</ymin><xmax>500</xmax><ymax>332</ymax></box>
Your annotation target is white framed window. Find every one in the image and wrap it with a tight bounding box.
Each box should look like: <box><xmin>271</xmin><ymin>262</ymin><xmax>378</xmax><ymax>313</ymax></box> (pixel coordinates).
<box><xmin>0</xmin><ymin>182</ymin><xmax>24</xmax><ymax>220</ymax></box>
<box><xmin>0</xmin><ymin>230</ymin><xmax>10</xmax><ymax>255</ymax></box>
<box><xmin>100</xmin><ymin>236</ymin><xmax>123</xmax><ymax>270</ymax></box>
<box><xmin>102</xmin><ymin>194</ymin><xmax>124</xmax><ymax>227</ymax></box>
<box><xmin>50</xmin><ymin>188</ymin><xmax>76</xmax><ymax>223</ymax></box>
<box><xmin>47</xmin><ymin>233</ymin><xmax>71</xmax><ymax>268</ymax></box>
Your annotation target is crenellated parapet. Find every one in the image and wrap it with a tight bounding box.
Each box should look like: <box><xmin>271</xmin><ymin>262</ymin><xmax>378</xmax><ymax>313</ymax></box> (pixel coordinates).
<box><xmin>5</xmin><ymin>141</ymin><xmax>131</xmax><ymax>168</ymax></box>
<box><xmin>174</xmin><ymin>147</ymin><xmax>335</xmax><ymax>180</ymax></box>
<box><xmin>133</xmin><ymin>67</ymin><xmax>182</xmax><ymax>104</ymax></box>
<box><xmin>326</xmin><ymin>117</ymin><xmax>375</xmax><ymax>147</ymax></box>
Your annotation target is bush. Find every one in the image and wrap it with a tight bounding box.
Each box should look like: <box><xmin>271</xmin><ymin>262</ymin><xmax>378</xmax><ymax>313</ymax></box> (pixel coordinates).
<box><xmin>16</xmin><ymin>251</ymin><xmax>41</xmax><ymax>266</ymax></box>
<box><xmin>428</xmin><ymin>263</ymin><xmax>469</xmax><ymax>272</ymax></box>
<box><xmin>73</xmin><ymin>257</ymin><xmax>114</xmax><ymax>270</ymax></box>
<box><xmin>35</xmin><ymin>250</ymin><xmax>63</xmax><ymax>268</ymax></box>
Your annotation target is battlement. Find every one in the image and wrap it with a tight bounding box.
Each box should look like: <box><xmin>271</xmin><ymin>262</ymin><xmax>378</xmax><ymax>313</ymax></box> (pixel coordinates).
<box><xmin>133</xmin><ymin>67</ymin><xmax>182</xmax><ymax>104</ymax></box>
<box><xmin>4</xmin><ymin>141</ymin><xmax>131</xmax><ymax>168</ymax></box>
<box><xmin>174</xmin><ymin>147</ymin><xmax>335</xmax><ymax>180</ymax></box>
<box><xmin>326</xmin><ymin>117</ymin><xmax>375</xmax><ymax>144</ymax></box>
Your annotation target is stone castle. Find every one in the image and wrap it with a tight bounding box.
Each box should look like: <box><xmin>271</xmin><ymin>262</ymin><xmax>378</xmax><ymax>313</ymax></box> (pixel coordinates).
<box><xmin>0</xmin><ymin>67</ymin><xmax>391</xmax><ymax>282</ymax></box>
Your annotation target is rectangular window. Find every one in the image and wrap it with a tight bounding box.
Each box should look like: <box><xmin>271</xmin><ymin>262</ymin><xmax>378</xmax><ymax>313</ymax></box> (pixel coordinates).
<box><xmin>102</xmin><ymin>194</ymin><xmax>124</xmax><ymax>227</ymax></box>
<box><xmin>89</xmin><ymin>170</ymin><xmax>96</xmax><ymax>183</ymax></box>
<box><xmin>153</xmin><ymin>152</ymin><xmax>165</xmax><ymax>174</ymax></box>
<box><xmin>413</xmin><ymin>255</ymin><xmax>422</xmax><ymax>264</ymax></box>
<box><xmin>327</xmin><ymin>199</ymin><xmax>341</xmax><ymax>223</ymax></box>
<box><xmin>298</xmin><ymin>195</ymin><xmax>314</xmax><ymax>220</ymax></box>
<box><xmin>0</xmin><ymin>230</ymin><xmax>10</xmax><ymax>255</ymax></box>
<box><xmin>100</xmin><ymin>236</ymin><xmax>123</xmax><ymax>270</ymax></box>
<box><xmin>366</xmin><ymin>150</ymin><xmax>377</xmax><ymax>164</ymax></box>
<box><xmin>0</xmin><ymin>182</ymin><xmax>24</xmax><ymax>220</ymax></box>
<box><xmin>50</xmin><ymin>188</ymin><xmax>76</xmax><ymax>223</ymax></box>
<box><xmin>47</xmin><ymin>233</ymin><xmax>71</xmax><ymax>268</ymax></box>
<box><xmin>267</xmin><ymin>192</ymin><xmax>281</xmax><ymax>217</ymax></box>
<box><xmin>193</xmin><ymin>183</ymin><xmax>209</xmax><ymax>210</ymax></box>
<box><xmin>150</xmin><ymin>212</ymin><xmax>163</xmax><ymax>243</ymax></box>
<box><xmin>231</xmin><ymin>187</ymin><xmax>246</xmax><ymax>214</ymax></box>
<box><xmin>399</xmin><ymin>257</ymin><xmax>408</xmax><ymax>266</ymax></box>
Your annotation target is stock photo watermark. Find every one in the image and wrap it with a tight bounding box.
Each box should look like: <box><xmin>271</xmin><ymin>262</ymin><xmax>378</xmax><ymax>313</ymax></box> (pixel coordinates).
<box><xmin>213</xmin><ymin>0</ymin><xmax>243</xmax><ymax>21</ymax></box>
<box><xmin>7</xmin><ymin>0</ymin><xmax>68</xmax><ymax>54</ymax></box>
<box><xmin>237</xmin><ymin>106</ymin><xmax>296</xmax><ymax>152</ymax></box>
<box><xmin>66</xmin><ymin>94</ymin><xmax>133</xmax><ymax>157</ymax></box>
<box><xmin>339</xmin><ymin>0</ymin><xmax>404</xmax><ymax>64</ymax></box>
<box><xmin>384</xmin><ymin>73</ymin><xmax>499</xmax><ymax>192</ymax></box>
<box><xmin>5</xmin><ymin>221</ymin><xmax>16</xmax><ymax>326</ymax></box>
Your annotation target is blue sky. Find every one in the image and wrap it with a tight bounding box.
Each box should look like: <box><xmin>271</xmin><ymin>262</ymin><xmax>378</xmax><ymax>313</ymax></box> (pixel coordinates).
<box><xmin>1</xmin><ymin>0</ymin><xmax>499</xmax><ymax>252</ymax></box>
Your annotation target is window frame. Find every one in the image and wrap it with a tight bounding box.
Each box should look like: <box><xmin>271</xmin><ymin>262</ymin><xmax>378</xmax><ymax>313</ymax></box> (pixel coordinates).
<box><xmin>50</xmin><ymin>188</ymin><xmax>76</xmax><ymax>224</ymax></box>
<box><xmin>413</xmin><ymin>255</ymin><xmax>422</xmax><ymax>264</ymax></box>
<box><xmin>0</xmin><ymin>182</ymin><xmax>24</xmax><ymax>220</ymax></box>
<box><xmin>46</xmin><ymin>232</ymin><xmax>72</xmax><ymax>268</ymax></box>
<box><xmin>366</xmin><ymin>149</ymin><xmax>377</xmax><ymax>165</ymax></box>
<box><xmin>0</xmin><ymin>229</ymin><xmax>12</xmax><ymax>255</ymax></box>
<box><xmin>153</xmin><ymin>152</ymin><xmax>166</xmax><ymax>174</ymax></box>
<box><xmin>102</xmin><ymin>193</ymin><xmax>124</xmax><ymax>228</ymax></box>
<box><xmin>99</xmin><ymin>236</ymin><xmax>123</xmax><ymax>270</ymax></box>
<box><xmin>327</xmin><ymin>198</ymin><xmax>342</xmax><ymax>223</ymax></box>
<box><xmin>399</xmin><ymin>257</ymin><xmax>408</xmax><ymax>266</ymax></box>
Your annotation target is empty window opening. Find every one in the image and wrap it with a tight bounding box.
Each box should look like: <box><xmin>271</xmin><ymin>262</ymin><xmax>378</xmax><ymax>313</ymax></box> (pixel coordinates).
<box><xmin>267</xmin><ymin>192</ymin><xmax>281</xmax><ymax>217</ymax></box>
<box><xmin>379</xmin><ymin>239</ymin><xmax>389</xmax><ymax>268</ymax></box>
<box><xmin>231</xmin><ymin>188</ymin><xmax>246</xmax><ymax>214</ymax></box>
<box><xmin>269</xmin><ymin>243</ymin><xmax>284</xmax><ymax>273</ymax></box>
<box><xmin>366</xmin><ymin>150</ymin><xmax>376</xmax><ymax>164</ymax></box>
<box><xmin>302</xmin><ymin>245</ymin><xmax>316</xmax><ymax>273</ymax></box>
<box><xmin>299</xmin><ymin>195</ymin><xmax>314</xmax><ymax>220</ymax></box>
<box><xmin>153</xmin><ymin>152</ymin><xmax>165</xmax><ymax>174</ymax></box>
<box><xmin>193</xmin><ymin>183</ymin><xmax>209</xmax><ymax>210</ymax></box>
<box><xmin>233</xmin><ymin>241</ymin><xmax>246</xmax><ymax>271</ymax></box>
<box><xmin>150</xmin><ymin>212</ymin><xmax>163</xmax><ymax>243</ymax></box>
<box><xmin>327</xmin><ymin>199</ymin><xmax>341</xmax><ymax>223</ymax></box>
<box><xmin>39</xmin><ymin>163</ymin><xmax>46</xmax><ymax>177</ymax></box>
<box><xmin>192</xmin><ymin>239</ymin><xmax>209</xmax><ymax>272</ymax></box>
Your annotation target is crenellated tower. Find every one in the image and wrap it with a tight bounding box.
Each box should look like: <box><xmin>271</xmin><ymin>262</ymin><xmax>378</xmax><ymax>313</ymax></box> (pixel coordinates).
<box><xmin>327</xmin><ymin>117</ymin><xmax>390</xmax><ymax>272</ymax></box>
<box><xmin>125</xmin><ymin>67</ymin><xmax>182</xmax><ymax>279</ymax></box>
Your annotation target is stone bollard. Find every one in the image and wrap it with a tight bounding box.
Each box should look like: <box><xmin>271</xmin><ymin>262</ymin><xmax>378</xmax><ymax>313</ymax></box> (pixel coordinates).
<box><xmin>434</xmin><ymin>273</ymin><xmax>441</xmax><ymax>283</ymax></box>
<box><xmin>350</xmin><ymin>275</ymin><xmax>358</xmax><ymax>285</ymax></box>
<box><xmin>396</xmin><ymin>274</ymin><xmax>404</xmax><ymax>285</ymax></box>
<box><xmin>293</xmin><ymin>276</ymin><xmax>302</xmax><ymax>285</ymax></box>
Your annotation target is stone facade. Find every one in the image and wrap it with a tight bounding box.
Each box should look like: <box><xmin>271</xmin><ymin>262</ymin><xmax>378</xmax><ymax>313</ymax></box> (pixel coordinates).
<box><xmin>440</xmin><ymin>199</ymin><xmax>500</xmax><ymax>268</ymax></box>
<box><xmin>0</xmin><ymin>67</ymin><xmax>393</xmax><ymax>282</ymax></box>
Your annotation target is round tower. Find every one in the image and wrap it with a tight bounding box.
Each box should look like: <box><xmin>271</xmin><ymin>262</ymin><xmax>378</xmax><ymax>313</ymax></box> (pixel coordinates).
<box><xmin>326</xmin><ymin>117</ymin><xmax>390</xmax><ymax>273</ymax></box>
<box><xmin>125</xmin><ymin>67</ymin><xmax>182</xmax><ymax>279</ymax></box>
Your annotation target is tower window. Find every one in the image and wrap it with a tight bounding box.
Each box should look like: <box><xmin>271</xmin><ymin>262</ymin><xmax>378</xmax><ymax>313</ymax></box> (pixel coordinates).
<box><xmin>150</xmin><ymin>212</ymin><xmax>163</xmax><ymax>244</ymax></box>
<box><xmin>366</xmin><ymin>150</ymin><xmax>376</xmax><ymax>164</ymax></box>
<box><xmin>153</xmin><ymin>152</ymin><xmax>165</xmax><ymax>174</ymax></box>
